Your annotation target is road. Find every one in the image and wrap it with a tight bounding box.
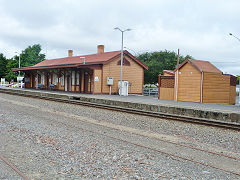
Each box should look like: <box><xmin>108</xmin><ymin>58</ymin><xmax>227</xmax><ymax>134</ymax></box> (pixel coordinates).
<box><xmin>0</xmin><ymin>93</ymin><xmax>240</xmax><ymax>179</ymax></box>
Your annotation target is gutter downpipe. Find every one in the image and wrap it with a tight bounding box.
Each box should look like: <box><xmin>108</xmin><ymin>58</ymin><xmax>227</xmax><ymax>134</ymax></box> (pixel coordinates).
<box><xmin>200</xmin><ymin>71</ymin><xmax>203</xmax><ymax>103</ymax></box>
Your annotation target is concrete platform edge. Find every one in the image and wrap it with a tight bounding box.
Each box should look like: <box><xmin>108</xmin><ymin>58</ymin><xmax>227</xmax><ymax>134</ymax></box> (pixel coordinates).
<box><xmin>0</xmin><ymin>88</ymin><xmax>239</xmax><ymax>123</ymax></box>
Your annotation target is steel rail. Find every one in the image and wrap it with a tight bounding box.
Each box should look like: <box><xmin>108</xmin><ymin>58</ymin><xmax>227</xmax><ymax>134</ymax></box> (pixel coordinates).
<box><xmin>0</xmin><ymin>154</ymin><xmax>29</xmax><ymax>180</ymax></box>
<box><xmin>0</xmin><ymin>89</ymin><xmax>240</xmax><ymax>131</ymax></box>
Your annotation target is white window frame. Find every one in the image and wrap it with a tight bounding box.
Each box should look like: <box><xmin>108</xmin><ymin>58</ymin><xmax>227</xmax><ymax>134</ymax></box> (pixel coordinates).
<box><xmin>72</xmin><ymin>71</ymin><xmax>75</xmax><ymax>85</ymax></box>
<box><xmin>61</xmin><ymin>74</ymin><xmax>64</xmax><ymax>86</ymax></box>
<box><xmin>76</xmin><ymin>72</ymin><xmax>79</xmax><ymax>85</ymax></box>
<box><xmin>41</xmin><ymin>72</ymin><xmax>44</xmax><ymax>84</ymax></box>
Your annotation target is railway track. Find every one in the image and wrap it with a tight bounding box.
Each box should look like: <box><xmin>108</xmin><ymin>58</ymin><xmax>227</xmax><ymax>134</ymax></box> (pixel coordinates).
<box><xmin>1</xmin><ymin>89</ymin><xmax>239</xmax><ymax>131</ymax></box>
<box><xmin>0</xmin><ymin>91</ymin><xmax>240</xmax><ymax>178</ymax></box>
<box><xmin>37</xmin><ymin>107</ymin><xmax>240</xmax><ymax>177</ymax></box>
<box><xmin>0</xmin><ymin>154</ymin><xmax>29</xmax><ymax>180</ymax></box>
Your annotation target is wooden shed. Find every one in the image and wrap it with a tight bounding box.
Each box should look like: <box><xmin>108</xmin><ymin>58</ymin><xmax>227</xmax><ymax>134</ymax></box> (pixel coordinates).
<box><xmin>174</xmin><ymin>59</ymin><xmax>236</xmax><ymax>104</ymax></box>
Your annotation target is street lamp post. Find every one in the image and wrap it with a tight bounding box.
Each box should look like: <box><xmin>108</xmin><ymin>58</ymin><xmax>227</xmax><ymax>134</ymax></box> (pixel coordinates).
<box><xmin>15</xmin><ymin>52</ymin><xmax>21</xmax><ymax>77</ymax></box>
<box><xmin>114</xmin><ymin>27</ymin><xmax>131</xmax><ymax>96</ymax></box>
<box><xmin>123</xmin><ymin>47</ymin><xmax>138</xmax><ymax>56</ymax></box>
<box><xmin>15</xmin><ymin>52</ymin><xmax>22</xmax><ymax>88</ymax></box>
<box><xmin>229</xmin><ymin>33</ymin><xmax>240</xmax><ymax>42</ymax></box>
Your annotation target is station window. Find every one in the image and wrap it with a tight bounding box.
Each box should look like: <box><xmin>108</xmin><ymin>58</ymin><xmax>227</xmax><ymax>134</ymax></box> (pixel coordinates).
<box><xmin>72</xmin><ymin>71</ymin><xmax>75</xmax><ymax>85</ymax></box>
<box><xmin>61</xmin><ymin>75</ymin><xmax>64</xmax><ymax>86</ymax></box>
<box><xmin>41</xmin><ymin>73</ymin><xmax>44</xmax><ymax>84</ymax></box>
<box><xmin>76</xmin><ymin>72</ymin><xmax>79</xmax><ymax>85</ymax></box>
<box><xmin>53</xmin><ymin>74</ymin><xmax>57</xmax><ymax>85</ymax></box>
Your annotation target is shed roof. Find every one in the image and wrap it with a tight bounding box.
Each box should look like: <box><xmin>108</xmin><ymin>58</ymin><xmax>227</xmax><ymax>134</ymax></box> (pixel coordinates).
<box><xmin>175</xmin><ymin>59</ymin><xmax>222</xmax><ymax>73</ymax></box>
<box><xmin>13</xmin><ymin>50</ymin><xmax>148</xmax><ymax>71</ymax></box>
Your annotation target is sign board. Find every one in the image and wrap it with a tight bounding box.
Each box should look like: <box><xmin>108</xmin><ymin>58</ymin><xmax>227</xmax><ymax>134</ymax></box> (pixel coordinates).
<box><xmin>94</xmin><ymin>76</ymin><xmax>99</xmax><ymax>82</ymax></box>
<box><xmin>107</xmin><ymin>77</ymin><xmax>113</xmax><ymax>85</ymax></box>
<box><xmin>17</xmin><ymin>77</ymin><xmax>24</xmax><ymax>82</ymax></box>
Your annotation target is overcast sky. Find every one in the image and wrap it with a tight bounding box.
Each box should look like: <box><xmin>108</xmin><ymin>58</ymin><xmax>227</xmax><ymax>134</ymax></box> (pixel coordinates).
<box><xmin>0</xmin><ymin>0</ymin><xmax>239</xmax><ymax>75</ymax></box>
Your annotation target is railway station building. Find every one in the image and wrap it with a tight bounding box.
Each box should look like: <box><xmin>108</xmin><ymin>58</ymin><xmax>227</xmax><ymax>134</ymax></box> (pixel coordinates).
<box><xmin>13</xmin><ymin>45</ymin><xmax>148</xmax><ymax>94</ymax></box>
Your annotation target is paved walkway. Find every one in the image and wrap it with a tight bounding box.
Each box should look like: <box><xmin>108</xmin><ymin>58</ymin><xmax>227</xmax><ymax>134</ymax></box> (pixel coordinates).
<box><xmin>2</xmin><ymin>87</ymin><xmax>239</xmax><ymax>114</ymax></box>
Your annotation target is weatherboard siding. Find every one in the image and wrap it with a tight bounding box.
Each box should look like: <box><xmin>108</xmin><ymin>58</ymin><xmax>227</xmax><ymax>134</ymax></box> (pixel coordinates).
<box><xmin>93</xmin><ymin>69</ymin><xmax>102</xmax><ymax>94</ymax></box>
<box><xmin>203</xmin><ymin>72</ymin><xmax>232</xmax><ymax>104</ymax></box>
<box><xmin>102</xmin><ymin>56</ymin><xmax>144</xmax><ymax>94</ymax></box>
<box><xmin>176</xmin><ymin>63</ymin><xmax>201</xmax><ymax>102</ymax></box>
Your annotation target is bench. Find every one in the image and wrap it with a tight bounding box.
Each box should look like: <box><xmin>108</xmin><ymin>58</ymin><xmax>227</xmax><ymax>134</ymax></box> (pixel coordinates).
<box><xmin>37</xmin><ymin>84</ymin><xmax>44</xmax><ymax>89</ymax></box>
<box><xmin>49</xmin><ymin>84</ymin><xmax>55</xmax><ymax>90</ymax></box>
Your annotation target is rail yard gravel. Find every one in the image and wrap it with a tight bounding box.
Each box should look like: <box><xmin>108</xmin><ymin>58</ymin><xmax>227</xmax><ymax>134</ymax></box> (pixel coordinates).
<box><xmin>0</xmin><ymin>93</ymin><xmax>240</xmax><ymax>179</ymax></box>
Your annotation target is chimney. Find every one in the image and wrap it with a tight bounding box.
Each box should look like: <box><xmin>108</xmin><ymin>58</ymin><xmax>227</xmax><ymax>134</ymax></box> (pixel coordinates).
<box><xmin>68</xmin><ymin>50</ymin><xmax>73</xmax><ymax>57</ymax></box>
<box><xmin>97</xmin><ymin>45</ymin><xmax>104</xmax><ymax>54</ymax></box>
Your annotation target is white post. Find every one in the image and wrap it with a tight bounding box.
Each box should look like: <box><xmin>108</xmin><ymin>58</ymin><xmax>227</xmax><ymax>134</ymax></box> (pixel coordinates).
<box><xmin>120</xmin><ymin>31</ymin><xmax>124</xmax><ymax>96</ymax></box>
<box><xmin>114</xmin><ymin>27</ymin><xmax>131</xmax><ymax>96</ymax></box>
<box><xmin>18</xmin><ymin>54</ymin><xmax>20</xmax><ymax>77</ymax></box>
<box><xmin>109</xmin><ymin>86</ymin><xmax>111</xmax><ymax>95</ymax></box>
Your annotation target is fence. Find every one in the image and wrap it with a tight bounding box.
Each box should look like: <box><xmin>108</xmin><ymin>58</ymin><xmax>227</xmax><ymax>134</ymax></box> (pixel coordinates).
<box><xmin>143</xmin><ymin>88</ymin><xmax>158</xmax><ymax>97</ymax></box>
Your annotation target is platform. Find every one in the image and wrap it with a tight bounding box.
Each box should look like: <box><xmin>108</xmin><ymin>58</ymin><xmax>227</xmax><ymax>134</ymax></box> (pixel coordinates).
<box><xmin>0</xmin><ymin>87</ymin><xmax>239</xmax><ymax>123</ymax></box>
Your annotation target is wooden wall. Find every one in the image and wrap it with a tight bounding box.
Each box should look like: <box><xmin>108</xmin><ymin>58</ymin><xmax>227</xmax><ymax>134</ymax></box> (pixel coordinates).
<box><xmin>102</xmin><ymin>56</ymin><xmax>144</xmax><ymax>94</ymax></box>
<box><xmin>229</xmin><ymin>86</ymin><xmax>236</xmax><ymax>105</ymax></box>
<box><xmin>158</xmin><ymin>75</ymin><xmax>174</xmax><ymax>100</ymax></box>
<box><xmin>93</xmin><ymin>69</ymin><xmax>102</xmax><ymax>94</ymax></box>
<box><xmin>203</xmin><ymin>73</ymin><xmax>235</xmax><ymax>104</ymax></box>
<box><xmin>159</xmin><ymin>88</ymin><xmax>174</xmax><ymax>100</ymax></box>
<box><xmin>175</xmin><ymin>63</ymin><xmax>201</xmax><ymax>102</ymax></box>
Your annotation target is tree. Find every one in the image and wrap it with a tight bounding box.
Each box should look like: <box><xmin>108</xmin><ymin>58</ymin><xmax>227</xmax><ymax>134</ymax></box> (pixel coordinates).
<box><xmin>237</xmin><ymin>75</ymin><xmax>240</xmax><ymax>85</ymax></box>
<box><xmin>4</xmin><ymin>44</ymin><xmax>45</xmax><ymax>82</ymax></box>
<box><xmin>137</xmin><ymin>50</ymin><xmax>192</xmax><ymax>84</ymax></box>
<box><xmin>5</xmin><ymin>58</ymin><xmax>18</xmax><ymax>82</ymax></box>
<box><xmin>20</xmin><ymin>44</ymin><xmax>45</xmax><ymax>67</ymax></box>
<box><xmin>0</xmin><ymin>53</ymin><xmax>8</xmax><ymax>78</ymax></box>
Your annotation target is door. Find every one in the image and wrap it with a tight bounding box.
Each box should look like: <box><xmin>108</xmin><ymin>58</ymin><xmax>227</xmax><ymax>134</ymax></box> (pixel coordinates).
<box><xmin>84</xmin><ymin>72</ymin><xmax>89</xmax><ymax>93</ymax></box>
<box><xmin>79</xmin><ymin>71</ymin><xmax>82</xmax><ymax>93</ymax></box>
<box><xmin>32</xmin><ymin>74</ymin><xmax>35</xmax><ymax>88</ymax></box>
<box><xmin>46</xmin><ymin>73</ymin><xmax>49</xmax><ymax>88</ymax></box>
<box><xmin>67</xmin><ymin>75</ymin><xmax>71</xmax><ymax>91</ymax></box>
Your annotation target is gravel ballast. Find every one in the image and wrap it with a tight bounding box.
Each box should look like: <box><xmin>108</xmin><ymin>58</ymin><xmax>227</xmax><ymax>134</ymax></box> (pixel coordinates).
<box><xmin>0</xmin><ymin>93</ymin><xmax>240</xmax><ymax>179</ymax></box>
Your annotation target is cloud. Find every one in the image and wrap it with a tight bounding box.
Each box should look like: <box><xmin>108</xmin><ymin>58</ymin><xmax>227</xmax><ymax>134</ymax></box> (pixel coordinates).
<box><xmin>0</xmin><ymin>0</ymin><xmax>239</xmax><ymax>75</ymax></box>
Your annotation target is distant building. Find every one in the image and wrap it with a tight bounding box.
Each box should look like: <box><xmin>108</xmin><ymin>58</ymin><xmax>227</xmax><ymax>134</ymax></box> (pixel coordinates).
<box><xmin>163</xmin><ymin>70</ymin><xmax>174</xmax><ymax>76</ymax></box>
<box><xmin>13</xmin><ymin>45</ymin><xmax>148</xmax><ymax>94</ymax></box>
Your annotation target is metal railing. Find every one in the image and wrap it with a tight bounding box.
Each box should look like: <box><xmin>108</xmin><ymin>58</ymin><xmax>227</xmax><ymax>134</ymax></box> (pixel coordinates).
<box><xmin>143</xmin><ymin>88</ymin><xmax>158</xmax><ymax>97</ymax></box>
